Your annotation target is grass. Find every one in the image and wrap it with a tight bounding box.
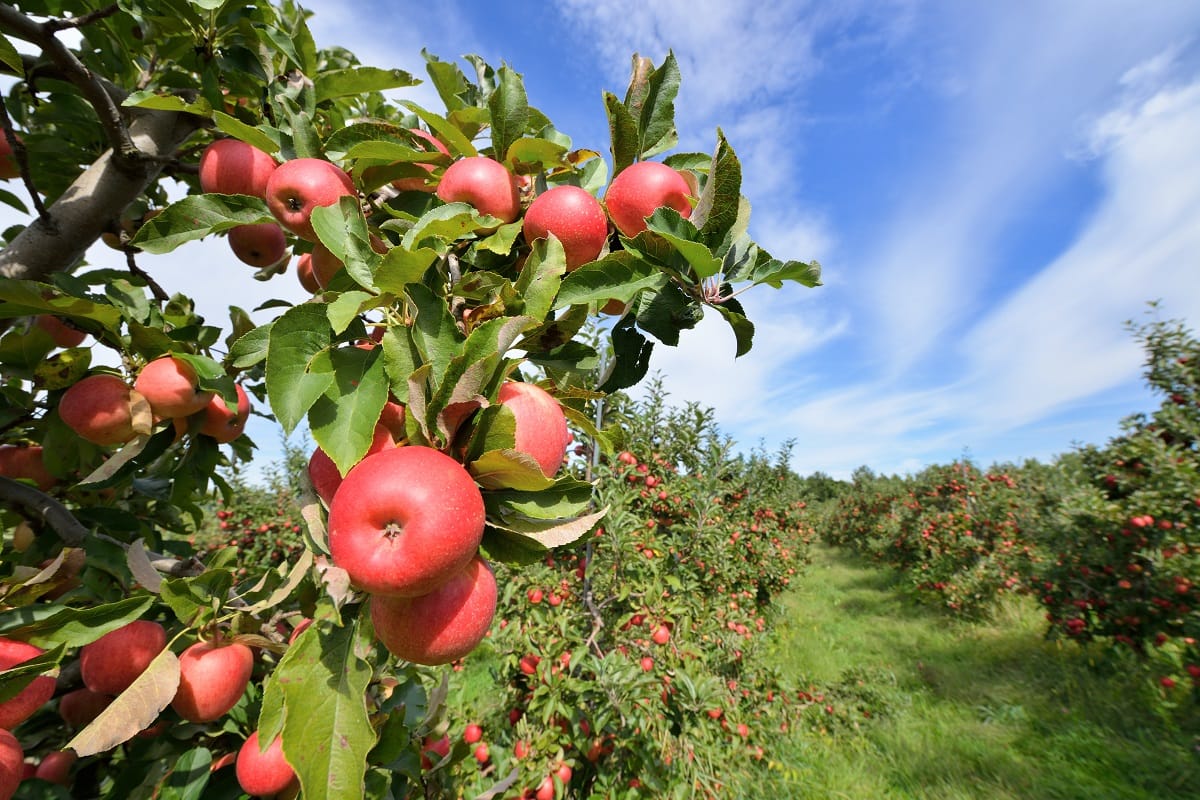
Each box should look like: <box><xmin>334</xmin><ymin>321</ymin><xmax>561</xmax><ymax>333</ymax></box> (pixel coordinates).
<box><xmin>756</xmin><ymin>544</ymin><xmax>1200</xmax><ymax>799</ymax></box>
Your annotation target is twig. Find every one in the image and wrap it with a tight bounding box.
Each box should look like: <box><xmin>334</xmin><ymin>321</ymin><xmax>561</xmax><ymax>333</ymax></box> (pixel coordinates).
<box><xmin>124</xmin><ymin>248</ymin><xmax>169</xmax><ymax>303</ymax></box>
<box><xmin>0</xmin><ymin>95</ymin><xmax>50</xmax><ymax>222</ymax></box>
<box><xmin>43</xmin><ymin>4</ymin><xmax>121</xmax><ymax>34</ymax></box>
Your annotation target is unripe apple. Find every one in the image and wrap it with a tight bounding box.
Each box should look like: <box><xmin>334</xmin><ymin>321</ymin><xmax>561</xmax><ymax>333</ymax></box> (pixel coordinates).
<box><xmin>198</xmin><ymin>139</ymin><xmax>278</xmax><ymax>197</ymax></box>
<box><xmin>329</xmin><ymin>446</ymin><xmax>485</xmax><ymax>597</ymax></box>
<box><xmin>135</xmin><ymin>356</ymin><xmax>214</xmax><ymax>419</ymax></box>
<box><xmin>172</xmin><ymin>639</ymin><xmax>254</xmax><ymax>723</ymax></box>
<box><xmin>370</xmin><ymin>556</ymin><xmax>497</xmax><ymax>665</ymax></box>
<box><xmin>494</xmin><ymin>381</ymin><xmax>570</xmax><ymax>478</ymax></box>
<box><xmin>0</xmin><ymin>445</ymin><xmax>57</xmax><ymax>491</ymax></box>
<box><xmin>58</xmin><ymin>373</ymin><xmax>136</xmax><ymax>446</ymax></box>
<box><xmin>236</xmin><ymin>731</ymin><xmax>296</xmax><ymax>798</ymax></box>
<box><xmin>34</xmin><ymin>750</ymin><xmax>75</xmax><ymax>786</ymax></box>
<box><xmin>34</xmin><ymin>315</ymin><xmax>86</xmax><ymax>348</ymax></box>
<box><xmin>523</xmin><ymin>185</ymin><xmax>608</xmax><ymax>270</ymax></box>
<box><xmin>436</xmin><ymin>156</ymin><xmax>520</xmax><ymax>223</ymax></box>
<box><xmin>58</xmin><ymin>688</ymin><xmax>113</xmax><ymax>728</ymax></box>
<box><xmin>80</xmin><ymin>619</ymin><xmax>167</xmax><ymax>696</ymax></box>
<box><xmin>0</xmin><ymin>638</ymin><xmax>56</xmax><ymax>729</ymax></box>
<box><xmin>227</xmin><ymin>223</ymin><xmax>287</xmax><ymax>268</ymax></box>
<box><xmin>265</xmin><ymin>158</ymin><xmax>357</xmax><ymax>241</ymax></box>
<box><xmin>0</xmin><ymin>132</ymin><xmax>21</xmax><ymax>180</ymax></box>
<box><xmin>392</xmin><ymin>128</ymin><xmax>450</xmax><ymax>192</ymax></box>
<box><xmin>198</xmin><ymin>383</ymin><xmax>251</xmax><ymax>443</ymax></box>
<box><xmin>0</xmin><ymin>730</ymin><xmax>22</xmax><ymax>800</ymax></box>
<box><xmin>295</xmin><ymin>252</ymin><xmax>320</xmax><ymax>293</ymax></box>
<box><xmin>306</xmin><ymin>422</ymin><xmax>396</xmax><ymax>506</ymax></box>
<box><xmin>604</xmin><ymin>161</ymin><xmax>693</xmax><ymax>237</ymax></box>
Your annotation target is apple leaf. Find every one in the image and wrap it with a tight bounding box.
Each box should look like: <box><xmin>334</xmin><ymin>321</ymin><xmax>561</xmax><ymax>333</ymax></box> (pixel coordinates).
<box><xmin>401</xmin><ymin>202</ymin><xmax>500</xmax><ymax>251</ymax></box>
<box><xmin>0</xmin><ymin>280</ymin><xmax>124</xmax><ymax>332</ymax></box>
<box><xmin>228</xmin><ymin>322</ymin><xmax>273</xmax><ymax>368</ymax></box>
<box><xmin>505</xmin><ymin>137</ymin><xmax>568</xmax><ymax>172</ymax></box>
<box><xmin>0</xmin><ymin>644</ymin><xmax>63</xmax><ymax>703</ymax></box>
<box><xmin>265</xmin><ymin>304</ymin><xmax>335</xmax><ymax>434</ymax></box>
<box><xmin>0</xmin><ymin>34</ymin><xmax>23</xmax><ymax>77</ymax></box>
<box><xmin>67</xmin><ymin>646</ymin><xmax>180</xmax><ymax>757</ymax></box>
<box><xmin>629</xmin><ymin>51</ymin><xmax>680</xmax><ymax>160</ymax></box>
<box><xmin>600</xmin><ymin>316</ymin><xmax>654</xmax><ymax>393</ymax></box>
<box><xmin>475</xmin><ymin>221</ymin><xmax>524</xmax><ymax>255</ymax></box>
<box><xmin>469</xmin><ymin>450</ymin><xmax>554</xmax><ymax>492</ymax></box>
<box><xmin>308</xmin><ymin>345</ymin><xmax>389</xmax><ymax>477</ymax></box>
<box><xmin>483</xmin><ymin>478</ymin><xmax>596</xmax><ymax>521</ymax></box>
<box><xmin>129</xmin><ymin>194</ymin><xmax>274</xmax><ymax>254</ymax></box>
<box><xmin>604</xmin><ymin>92</ymin><xmax>639</xmax><ymax>176</ymax></box>
<box><xmin>122</xmin><ymin>89</ymin><xmax>214</xmax><ymax>117</ymax></box>
<box><xmin>553</xmin><ymin>252</ymin><xmax>668</xmax><ymax>310</ymax></box>
<box><xmin>422</xmin><ymin>51</ymin><xmax>475</xmax><ymax>113</ymax></box>
<box><xmin>712</xmin><ymin>300</ymin><xmax>755</xmax><ymax>358</ymax></box>
<box><xmin>515</xmin><ymin>237</ymin><xmax>567</xmax><ymax>321</ymax></box>
<box><xmin>158</xmin><ymin>747</ymin><xmax>213</xmax><ymax>800</ymax></box>
<box><xmin>380</xmin><ymin>325</ymin><xmax>420</xmax><ymax>405</ymax></box>
<box><xmin>488</xmin><ymin>65</ymin><xmax>529</xmax><ymax>161</ymax></box>
<box><xmin>315</xmin><ymin>67</ymin><xmax>418</xmax><ymax>105</ymax></box>
<box><xmin>212</xmin><ymin>110</ymin><xmax>280</xmax><ymax>155</ymax></box>
<box><xmin>482</xmin><ymin>506</ymin><xmax>608</xmax><ymax>563</ymax></box>
<box><xmin>693</xmin><ymin>130</ymin><xmax>743</xmax><ymax>248</ymax></box>
<box><xmin>374</xmin><ymin>245</ymin><xmax>439</xmax><ymax>294</ymax></box>
<box><xmin>749</xmin><ymin>252</ymin><xmax>824</xmax><ymax>289</ymax></box>
<box><xmin>406</xmin><ymin>283</ymin><xmax>464</xmax><ymax>388</ymax></box>
<box><xmin>312</xmin><ymin>199</ymin><xmax>382</xmax><ymax>291</ymax></box>
<box><xmin>644</xmin><ymin>209</ymin><xmax>723</xmax><ymax>281</ymax></box>
<box><xmin>161</xmin><ymin>569</ymin><xmax>233</xmax><ymax>628</ymax></box>
<box><xmin>635</xmin><ymin>283</ymin><xmax>704</xmax><ymax>346</ymax></box>
<box><xmin>400</xmin><ymin>100</ymin><xmax>478</xmax><ymax>158</ymax></box>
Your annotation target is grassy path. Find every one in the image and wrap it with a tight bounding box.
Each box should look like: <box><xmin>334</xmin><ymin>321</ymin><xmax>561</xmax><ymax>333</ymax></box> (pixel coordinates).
<box><xmin>760</xmin><ymin>545</ymin><xmax>1199</xmax><ymax>799</ymax></box>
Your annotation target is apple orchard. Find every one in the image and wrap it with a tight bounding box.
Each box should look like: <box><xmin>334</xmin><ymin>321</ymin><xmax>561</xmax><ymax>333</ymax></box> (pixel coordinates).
<box><xmin>0</xmin><ymin>2</ymin><xmax>821</xmax><ymax>799</ymax></box>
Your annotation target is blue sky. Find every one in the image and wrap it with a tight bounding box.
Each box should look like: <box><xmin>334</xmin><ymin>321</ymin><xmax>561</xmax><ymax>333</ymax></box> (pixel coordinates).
<box><xmin>15</xmin><ymin>0</ymin><xmax>1200</xmax><ymax>480</ymax></box>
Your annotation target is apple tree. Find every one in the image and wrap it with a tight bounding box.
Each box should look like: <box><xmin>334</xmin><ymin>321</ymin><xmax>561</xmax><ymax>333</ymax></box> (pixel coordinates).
<box><xmin>0</xmin><ymin>1</ymin><xmax>820</xmax><ymax>797</ymax></box>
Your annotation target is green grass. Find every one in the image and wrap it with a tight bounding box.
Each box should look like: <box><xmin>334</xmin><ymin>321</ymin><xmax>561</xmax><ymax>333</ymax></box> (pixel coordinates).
<box><xmin>756</xmin><ymin>545</ymin><xmax>1200</xmax><ymax>799</ymax></box>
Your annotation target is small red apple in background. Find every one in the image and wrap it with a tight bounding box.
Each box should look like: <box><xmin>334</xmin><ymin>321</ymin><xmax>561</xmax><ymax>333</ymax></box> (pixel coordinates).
<box><xmin>227</xmin><ymin>223</ymin><xmax>287</xmax><ymax>268</ymax></box>
<box><xmin>0</xmin><ymin>445</ymin><xmax>57</xmax><ymax>491</ymax></box>
<box><xmin>35</xmin><ymin>315</ymin><xmax>86</xmax><ymax>348</ymax></box>
<box><xmin>0</xmin><ymin>729</ymin><xmax>22</xmax><ymax>800</ymax></box>
<box><xmin>135</xmin><ymin>356</ymin><xmax>213</xmax><ymax>419</ymax></box>
<box><xmin>0</xmin><ymin>638</ymin><xmax>56</xmax><ymax>729</ymax></box>
<box><xmin>198</xmin><ymin>383</ymin><xmax>251</xmax><ymax>443</ymax></box>
<box><xmin>522</xmin><ymin>185</ymin><xmax>608</xmax><ymax>270</ymax></box>
<box><xmin>34</xmin><ymin>750</ymin><xmax>75</xmax><ymax>786</ymax></box>
<box><xmin>436</xmin><ymin>156</ymin><xmax>520</xmax><ymax>223</ymax></box>
<box><xmin>392</xmin><ymin>128</ymin><xmax>450</xmax><ymax>192</ymax></box>
<box><xmin>236</xmin><ymin>731</ymin><xmax>296</xmax><ymax>798</ymax></box>
<box><xmin>604</xmin><ymin>160</ymin><xmax>693</xmax><ymax>237</ymax></box>
<box><xmin>172</xmin><ymin>638</ymin><xmax>254</xmax><ymax>723</ymax></box>
<box><xmin>295</xmin><ymin>252</ymin><xmax>321</xmax><ymax>293</ymax></box>
<box><xmin>198</xmin><ymin>138</ymin><xmax>278</xmax><ymax>197</ymax></box>
<box><xmin>463</xmin><ymin>723</ymin><xmax>483</xmax><ymax>744</ymax></box>
<box><xmin>58</xmin><ymin>373</ymin><xmax>136</xmax><ymax>447</ymax></box>
<box><xmin>494</xmin><ymin>381</ymin><xmax>570</xmax><ymax>478</ymax></box>
<box><xmin>58</xmin><ymin>687</ymin><xmax>113</xmax><ymax>728</ymax></box>
<box><xmin>378</xmin><ymin>400</ymin><xmax>406</xmax><ymax>441</ymax></box>
<box><xmin>419</xmin><ymin>734</ymin><xmax>450</xmax><ymax>770</ymax></box>
<box><xmin>473</xmin><ymin>743</ymin><xmax>489</xmax><ymax>764</ymax></box>
<box><xmin>306</xmin><ymin>421</ymin><xmax>396</xmax><ymax>506</ymax></box>
<box><xmin>265</xmin><ymin>158</ymin><xmax>356</xmax><ymax>241</ymax></box>
<box><xmin>651</xmin><ymin>624</ymin><xmax>671</xmax><ymax>645</ymax></box>
<box><xmin>371</xmin><ymin>556</ymin><xmax>497</xmax><ymax>666</ymax></box>
<box><xmin>80</xmin><ymin>619</ymin><xmax>167</xmax><ymax>696</ymax></box>
<box><xmin>0</xmin><ymin>132</ymin><xmax>22</xmax><ymax>180</ymax></box>
<box><xmin>329</xmin><ymin>446</ymin><xmax>485</xmax><ymax>597</ymax></box>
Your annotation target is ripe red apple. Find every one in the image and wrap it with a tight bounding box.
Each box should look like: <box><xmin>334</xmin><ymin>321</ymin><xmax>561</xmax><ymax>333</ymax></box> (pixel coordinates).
<box><xmin>495</xmin><ymin>381</ymin><xmax>570</xmax><ymax>478</ymax></box>
<box><xmin>172</xmin><ymin>639</ymin><xmax>254</xmax><ymax>723</ymax></box>
<box><xmin>328</xmin><ymin>446</ymin><xmax>485</xmax><ymax>597</ymax></box>
<box><xmin>370</xmin><ymin>556</ymin><xmax>497</xmax><ymax>665</ymax></box>
<box><xmin>58</xmin><ymin>687</ymin><xmax>113</xmax><ymax>728</ymax></box>
<box><xmin>135</xmin><ymin>356</ymin><xmax>214</xmax><ymax>419</ymax></box>
<box><xmin>393</xmin><ymin>128</ymin><xmax>450</xmax><ymax>192</ymax></box>
<box><xmin>419</xmin><ymin>734</ymin><xmax>450</xmax><ymax>770</ymax></box>
<box><xmin>265</xmin><ymin>158</ymin><xmax>357</xmax><ymax>242</ymax></box>
<box><xmin>306</xmin><ymin>422</ymin><xmax>395</xmax><ymax>506</ymax></box>
<box><xmin>522</xmin><ymin>185</ymin><xmax>608</xmax><ymax>270</ymax></box>
<box><xmin>58</xmin><ymin>373</ymin><xmax>136</xmax><ymax>446</ymax></box>
<box><xmin>227</xmin><ymin>223</ymin><xmax>287</xmax><ymax>268</ymax></box>
<box><xmin>198</xmin><ymin>383</ymin><xmax>251</xmax><ymax>443</ymax></box>
<box><xmin>651</xmin><ymin>625</ymin><xmax>671</xmax><ymax>645</ymax></box>
<box><xmin>0</xmin><ymin>730</ymin><xmax>22</xmax><ymax>800</ymax></box>
<box><xmin>35</xmin><ymin>315</ymin><xmax>86</xmax><ymax>348</ymax></box>
<box><xmin>604</xmin><ymin>161</ymin><xmax>693</xmax><ymax>237</ymax></box>
<box><xmin>198</xmin><ymin>139</ymin><xmax>278</xmax><ymax>197</ymax></box>
<box><xmin>295</xmin><ymin>252</ymin><xmax>321</xmax><ymax>293</ymax></box>
<box><xmin>0</xmin><ymin>445</ymin><xmax>57</xmax><ymax>491</ymax></box>
<box><xmin>473</xmin><ymin>743</ymin><xmax>489</xmax><ymax>764</ymax></box>
<box><xmin>378</xmin><ymin>400</ymin><xmax>406</xmax><ymax>441</ymax></box>
<box><xmin>436</xmin><ymin>156</ymin><xmax>520</xmax><ymax>223</ymax></box>
<box><xmin>0</xmin><ymin>132</ymin><xmax>21</xmax><ymax>180</ymax></box>
<box><xmin>463</xmin><ymin>723</ymin><xmax>483</xmax><ymax>744</ymax></box>
<box><xmin>34</xmin><ymin>750</ymin><xmax>75</xmax><ymax>786</ymax></box>
<box><xmin>236</xmin><ymin>731</ymin><xmax>296</xmax><ymax>798</ymax></box>
<box><xmin>0</xmin><ymin>638</ymin><xmax>56</xmax><ymax>729</ymax></box>
<box><xmin>80</xmin><ymin>619</ymin><xmax>167</xmax><ymax>696</ymax></box>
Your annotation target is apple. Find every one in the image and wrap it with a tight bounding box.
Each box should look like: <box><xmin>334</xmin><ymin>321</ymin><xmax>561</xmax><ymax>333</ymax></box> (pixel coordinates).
<box><xmin>495</xmin><ymin>381</ymin><xmax>570</xmax><ymax>478</ymax></box>
<box><xmin>370</xmin><ymin>556</ymin><xmax>497</xmax><ymax>665</ymax></box>
<box><xmin>0</xmin><ymin>730</ymin><xmax>22</xmax><ymax>800</ymax></box>
<box><xmin>463</xmin><ymin>723</ymin><xmax>483</xmax><ymax>744</ymax></box>
<box><xmin>80</xmin><ymin>619</ymin><xmax>167</xmax><ymax>696</ymax></box>
<box><xmin>171</xmin><ymin>639</ymin><xmax>254</xmax><ymax>723</ymax></box>
<box><xmin>436</xmin><ymin>156</ymin><xmax>520</xmax><ymax>223</ymax></box>
<box><xmin>328</xmin><ymin>446</ymin><xmax>485</xmax><ymax>597</ymax></box>
<box><xmin>604</xmin><ymin>161</ymin><xmax>693</xmax><ymax>237</ymax></box>
<box><xmin>310</xmin><ymin>235</ymin><xmax>388</xmax><ymax>288</ymax></box>
<box><xmin>35</xmin><ymin>315</ymin><xmax>86</xmax><ymax>348</ymax></box>
<box><xmin>236</xmin><ymin>731</ymin><xmax>296</xmax><ymax>798</ymax></box>
<box><xmin>11</xmin><ymin>520</ymin><xmax>35</xmax><ymax>553</ymax></box>
<box><xmin>392</xmin><ymin>128</ymin><xmax>450</xmax><ymax>192</ymax></box>
<box><xmin>58</xmin><ymin>373</ymin><xmax>136</xmax><ymax>446</ymax></box>
<box><xmin>227</xmin><ymin>223</ymin><xmax>287</xmax><ymax>268</ymax></box>
<box><xmin>535</xmin><ymin>775</ymin><xmax>556</xmax><ymax>800</ymax></box>
<box><xmin>306</xmin><ymin>421</ymin><xmax>395</xmax><ymax>506</ymax></box>
<box><xmin>265</xmin><ymin>158</ymin><xmax>357</xmax><ymax>241</ymax></box>
<box><xmin>473</xmin><ymin>743</ymin><xmax>489</xmax><ymax>764</ymax></box>
<box><xmin>34</xmin><ymin>750</ymin><xmax>75</xmax><ymax>786</ymax></box>
<box><xmin>135</xmin><ymin>356</ymin><xmax>214</xmax><ymax>419</ymax></box>
<box><xmin>198</xmin><ymin>383</ymin><xmax>251</xmax><ymax>443</ymax></box>
<box><xmin>295</xmin><ymin>252</ymin><xmax>320</xmax><ymax>293</ymax></box>
<box><xmin>651</xmin><ymin>624</ymin><xmax>671</xmax><ymax>645</ymax></box>
<box><xmin>0</xmin><ymin>132</ymin><xmax>21</xmax><ymax>180</ymax></box>
<box><xmin>0</xmin><ymin>445</ymin><xmax>57</xmax><ymax>491</ymax></box>
<box><xmin>419</xmin><ymin>734</ymin><xmax>450</xmax><ymax>770</ymax></box>
<box><xmin>58</xmin><ymin>687</ymin><xmax>113</xmax><ymax>728</ymax></box>
<box><xmin>0</xmin><ymin>638</ymin><xmax>56</xmax><ymax>729</ymax></box>
<box><xmin>198</xmin><ymin>139</ymin><xmax>278</xmax><ymax>197</ymax></box>
<box><xmin>378</xmin><ymin>400</ymin><xmax>406</xmax><ymax>441</ymax></box>
<box><xmin>522</xmin><ymin>185</ymin><xmax>608</xmax><ymax>270</ymax></box>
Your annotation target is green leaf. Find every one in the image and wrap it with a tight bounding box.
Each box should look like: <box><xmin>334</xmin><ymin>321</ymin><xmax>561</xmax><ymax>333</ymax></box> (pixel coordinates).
<box><xmin>400</xmin><ymin>101</ymin><xmax>478</xmax><ymax>158</ymax></box>
<box><xmin>122</xmin><ymin>90</ymin><xmax>213</xmax><ymax>117</ymax></box>
<box><xmin>0</xmin><ymin>187</ymin><xmax>27</xmax><ymax>214</ymax></box>
<box><xmin>228</xmin><ymin>322</ymin><xmax>273</xmax><ymax>368</ymax></box>
<box><xmin>515</xmin><ymin>236</ymin><xmax>567</xmax><ymax>320</ymax></box>
<box><xmin>380</xmin><ymin>325</ymin><xmax>419</xmax><ymax>405</ymax></box>
<box><xmin>0</xmin><ymin>34</ymin><xmax>23</xmax><ymax>77</ymax></box>
<box><xmin>0</xmin><ymin>596</ymin><xmax>153</xmax><ymax>649</ymax></box>
<box><xmin>212</xmin><ymin>111</ymin><xmax>280</xmax><ymax>155</ymax></box>
<box><xmin>266</xmin><ymin>304</ymin><xmax>335</xmax><ymax>434</ymax></box>
<box><xmin>601</xmin><ymin>316</ymin><xmax>654</xmax><ymax>393</ymax></box>
<box><xmin>750</xmin><ymin>255</ymin><xmax>823</xmax><ymax>289</ymax></box>
<box><xmin>326</xmin><ymin>291</ymin><xmax>377</xmax><ymax>335</ymax></box>
<box><xmin>67</xmin><ymin>647</ymin><xmax>180</xmax><ymax>757</ymax></box>
<box><xmin>484</xmin><ymin>479</ymin><xmax>595</xmax><ymax>521</ymax></box>
<box><xmin>406</xmin><ymin>283</ymin><xmax>463</xmax><ymax>385</ymax></box>
<box><xmin>129</xmin><ymin>195</ymin><xmax>273</xmax><ymax>254</ymax></box>
<box><xmin>630</xmin><ymin>52</ymin><xmax>681</xmax><ymax>159</ymax></box>
<box><xmin>308</xmin><ymin>346</ymin><xmax>389</xmax><ymax>477</ymax></box>
<box><xmin>605</xmin><ymin>92</ymin><xmax>639</xmax><ymax>176</ymax></box>
<box><xmin>644</xmin><ymin>209</ymin><xmax>722</xmax><ymax>280</ymax></box>
<box><xmin>635</xmin><ymin>283</ymin><xmax>703</xmax><ymax>346</ymax></box>
<box><xmin>484</xmin><ymin>506</ymin><xmax>607</xmax><ymax>556</ymax></box>
<box><xmin>311</xmin><ymin>199</ymin><xmax>381</xmax><ymax>291</ymax></box>
<box><xmin>713</xmin><ymin>302</ymin><xmax>755</xmax><ymax>358</ymax></box>
<box><xmin>374</xmin><ymin>246</ymin><xmax>439</xmax><ymax>294</ymax></box>
<box><xmin>475</xmin><ymin>221</ymin><xmax>523</xmax><ymax>255</ymax></box>
<box><xmin>469</xmin><ymin>450</ymin><xmax>554</xmax><ymax>492</ymax></box>
<box><xmin>692</xmin><ymin>130</ymin><xmax>742</xmax><ymax>248</ymax></box>
<box><xmin>161</xmin><ymin>570</ymin><xmax>233</xmax><ymax>627</ymax></box>
<box><xmin>554</xmin><ymin>252</ymin><xmax>668</xmax><ymax>309</ymax></box>
<box><xmin>324</xmin><ymin>121</ymin><xmax>410</xmax><ymax>162</ymax></box>
<box><xmin>0</xmin><ymin>644</ymin><xmax>63</xmax><ymax>703</ymax></box>
<box><xmin>315</xmin><ymin>67</ymin><xmax>418</xmax><ymax>104</ymax></box>
<box><xmin>505</xmin><ymin>137</ymin><xmax>568</xmax><ymax>172</ymax></box>
<box><xmin>158</xmin><ymin>747</ymin><xmax>212</xmax><ymax>800</ymax></box>
<box><xmin>401</xmin><ymin>202</ymin><xmax>497</xmax><ymax>251</ymax></box>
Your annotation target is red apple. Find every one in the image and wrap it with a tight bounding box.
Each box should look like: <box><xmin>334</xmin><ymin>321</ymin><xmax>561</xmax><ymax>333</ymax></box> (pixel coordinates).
<box><xmin>34</xmin><ymin>750</ymin><xmax>75</xmax><ymax>786</ymax></box>
<box><xmin>392</xmin><ymin>128</ymin><xmax>450</xmax><ymax>192</ymax></box>
<box><xmin>80</xmin><ymin>619</ymin><xmax>167</xmax><ymax>696</ymax></box>
<box><xmin>378</xmin><ymin>400</ymin><xmax>407</xmax><ymax>442</ymax></box>
<box><xmin>473</xmin><ymin>743</ymin><xmax>489</xmax><ymax>764</ymax></box>
<box><xmin>135</xmin><ymin>356</ymin><xmax>214</xmax><ymax>419</ymax></box>
<box><xmin>58</xmin><ymin>373</ymin><xmax>136</xmax><ymax>447</ymax></box>
<box><xmin>227</xmin><ymin>223</ymin><xmax>287</xmax><ymax>268</ymax></box>
<box><xmin>198</xmin><ymin>383</ymin><xmax>251</xmax><ymax>443</ymax></box>
<box><xmin>306</xmin><ymin>422</ymin><xmax>395</xmax><ymax>506</ymax></box>
<box><xmin>198</xmin><ymin>139</ymin><xmax>278</xmax><ymax>197</ymax></box>
<box><xmin>58</xmin><ymin>688</ymin><xmax>113</xmax><ymax>728</ymax></box>
<box><xmin>265</xmin><ymin>158</ymin><xmax>356</xmax><ymax>241</ymax></box>
<box><xmin>419</xmin><ymin>734</ymin><xmax>450</xmax><ymax>770</ymax></box>
<box><xmin>236</xmin><ymin>731</ymin><xmax>296</xmax><ymax>798</ymax></box>
<box><xmin>523</xmin><ymin>185</ymin><xmax>608</xmax><ymax>270</ymax></box>
<box><xmin>0</xmin><ymin>132</ymin><xmax>21</xmax><ymax>180</ymax></box>
<box><xmin>370</xmin><ymin>556</ymin><xmax>497</xmax><ymax>665</ymax></box>
<box><xmin>310</xmin><ymin>235</ymin><xmax>387</xmax><ymax>289</ymax></box>
<box><xmin>329</xmin><ymin>446</ymin><xmax>486</xmax><ymax>597</ymax></box>
<box><xmin>295</xmin><ymin>252</ymin><xmax>320</xmax><ymax>293</ymax></box>
<box><xmin>0</xmin><ymin>638</ymin><xmax>56</xmax><ymax>729</ymax></box>
<box><xmin>172</xmin><ymin>639</ymin><xmax>254</xmax><ymax>723</ymax></box>
<box><xmin>463</xmin><ymin>723</ymin><xmax>483</xmax><ymax>744</ymax></box>
<box><xmin>495</xmin><ymin>381</ymin><xmax>570</xmax><ymax>478</ymax></box>
<box><xmin>34</xmin><ymin>315</ymin><xmax>86</xmax><ymax>348</ymax></box>
<box><xmin>0</xmin><ymin>730</ymin><xmax>22</xmax><ymax>800</ymax></box>
<box><xmin>436</xmin><ymin>156</ymin><xmax>520</xmax><ymax>223</ymax></box>
<box><xmin>0</xmin><ymin>445</ymin><xmax>57</xmax><ymax>491</ymax></box>
<box><xmin>604</xmin><ymin>161</ymin><xmax>693</xmax><ymax>237</ymax></box>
